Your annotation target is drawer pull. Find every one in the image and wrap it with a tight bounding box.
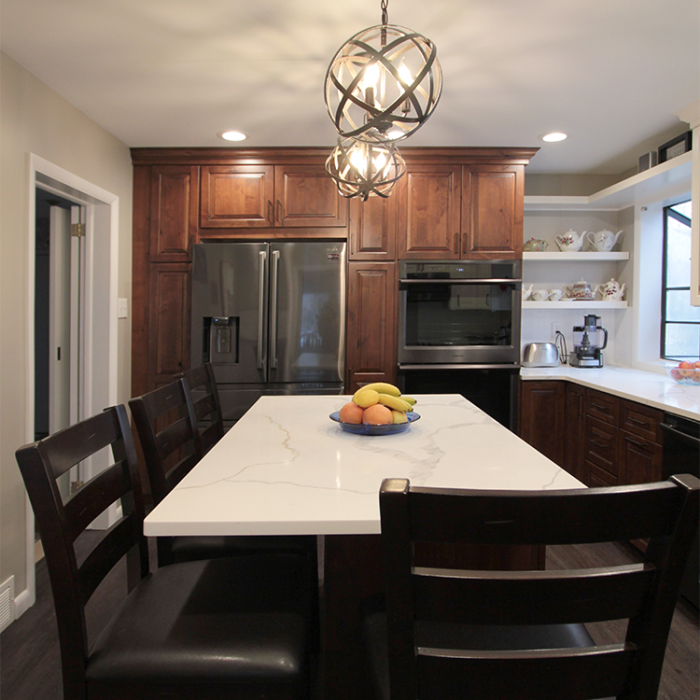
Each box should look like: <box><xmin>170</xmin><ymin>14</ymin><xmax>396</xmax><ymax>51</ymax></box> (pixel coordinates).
<box><xmin>625</xmin><ymin>436</ymin><xmax>648</xmax><ymax>449</ymax></box>
<box><xmin>626</xmin><ymin>416</ymin><xmax>649</xmax><ymax>428</ymax></box>
<box><xmin>591</xmin><ymin>402</ymin><xmax>610</xmax><ymax>412</ymax></box>
<box><xmin>590</xmin><ymin>439</ymin><xmax>609</xmax><ymax>449</ymax></box>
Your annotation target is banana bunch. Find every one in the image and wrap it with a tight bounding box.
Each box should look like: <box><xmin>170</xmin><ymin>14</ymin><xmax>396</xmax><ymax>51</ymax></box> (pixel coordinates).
<box><xmin>352</xmin><ymin>383</ymin><xmax>417</xmax><ymax>424</ymax></box>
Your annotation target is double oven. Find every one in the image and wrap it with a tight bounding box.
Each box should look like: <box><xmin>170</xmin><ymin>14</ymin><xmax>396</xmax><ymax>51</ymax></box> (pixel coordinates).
<box><xmin>397</xmin><ymin>260</ymin><xmax>522</xmax><ymax>430</ymax></box>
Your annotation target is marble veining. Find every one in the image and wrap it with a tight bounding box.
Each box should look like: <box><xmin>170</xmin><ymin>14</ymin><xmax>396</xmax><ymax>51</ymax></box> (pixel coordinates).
<box><xmin>144</xmin><ymin>394</ymin><xmax>583</xmax><ymax>538</ymax></box>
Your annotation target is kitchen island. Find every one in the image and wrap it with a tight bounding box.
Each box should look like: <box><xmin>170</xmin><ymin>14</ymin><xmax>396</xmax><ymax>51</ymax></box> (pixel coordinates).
<box><xmin>144</xmin><ymin>394</ymin><xmax>583</xmax><ymax>700</ymax></box>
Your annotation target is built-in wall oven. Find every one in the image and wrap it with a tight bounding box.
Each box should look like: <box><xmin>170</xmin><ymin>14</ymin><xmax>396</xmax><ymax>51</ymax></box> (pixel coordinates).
<box><xmin>661</xmin><ymin>413</ymin><xmax>699</xmax><ymax>610</ymax></box>
<box><xmin>397</xmin><ymin>260</ymin><xmax>522</xmax><ymax>430</ymax></box>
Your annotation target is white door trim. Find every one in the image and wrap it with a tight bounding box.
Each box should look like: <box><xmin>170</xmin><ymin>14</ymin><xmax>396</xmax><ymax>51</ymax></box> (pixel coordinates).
<box><xmin>17</xmin><ymin>154</ymin><xmax>120</xmax><ymax>620</ymax></box>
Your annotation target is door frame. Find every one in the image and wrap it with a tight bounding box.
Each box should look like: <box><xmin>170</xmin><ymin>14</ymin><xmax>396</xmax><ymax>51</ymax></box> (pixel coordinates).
<box><xmin>17</xmin><ymin>154</ymin><xmax>120</xmax><ymax>618</ymax></box>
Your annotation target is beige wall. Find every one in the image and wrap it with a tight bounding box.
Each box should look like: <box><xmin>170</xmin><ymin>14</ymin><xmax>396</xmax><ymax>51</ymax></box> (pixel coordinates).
<box><xmin>0</xmin><ymin>53</ymin><xmax>133</xmax><ymax>599</ymax></box>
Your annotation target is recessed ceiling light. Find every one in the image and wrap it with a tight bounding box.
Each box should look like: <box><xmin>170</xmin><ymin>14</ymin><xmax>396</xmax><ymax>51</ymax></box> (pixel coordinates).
<box><xmin>219</xmin><ymin>130</ymin><xmax>247</xmax><ymax>142</ymax></box>
<box><xmin>539</xmin><ymin>132</ymin><xmax>567</xmax><ymax>143</ymax></box>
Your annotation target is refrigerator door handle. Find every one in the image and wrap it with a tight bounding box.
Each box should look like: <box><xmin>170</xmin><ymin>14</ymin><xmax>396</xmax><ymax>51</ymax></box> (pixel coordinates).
<box><xmin>257</xmin><ymin>250</ymin><xmax>267</xmax><ymax>373</ymax></box>
<box><xmin>269</xmin><ymin>249</ymin><xmax>280</xmax><ymax>369</ymax></box>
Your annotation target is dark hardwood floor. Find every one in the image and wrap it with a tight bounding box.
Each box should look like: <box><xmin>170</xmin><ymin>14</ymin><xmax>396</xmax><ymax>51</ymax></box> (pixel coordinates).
<box><xmin>1</xmin><ymin>538</ymin><xmax>698</xmax><ymax>700</ymax></box>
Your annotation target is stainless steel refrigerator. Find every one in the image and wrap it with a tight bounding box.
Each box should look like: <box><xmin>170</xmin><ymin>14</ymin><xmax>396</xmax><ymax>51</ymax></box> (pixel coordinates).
<box><xmin>191</xmin><ymin>241</ymin><xmax>346</xmax><ymax>424</ymax></box>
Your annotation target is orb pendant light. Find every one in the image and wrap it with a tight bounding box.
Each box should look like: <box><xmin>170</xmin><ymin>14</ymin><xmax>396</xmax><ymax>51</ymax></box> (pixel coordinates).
<box><xmin>325</xmin><ymin>138</ymin><xmax>406</xmax><ymax>200</ymax></box>
<box><xmin>324</xmin><ymin>0</ymin><xmax>442</xmax><ymax>143</ymax></box>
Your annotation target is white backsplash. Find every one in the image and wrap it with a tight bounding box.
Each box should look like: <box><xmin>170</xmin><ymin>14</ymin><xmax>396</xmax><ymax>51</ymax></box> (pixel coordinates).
<box><xmin>520</xmin><ymin>308</ymin><xmax>624</xmax><ymax>366</ymax></box>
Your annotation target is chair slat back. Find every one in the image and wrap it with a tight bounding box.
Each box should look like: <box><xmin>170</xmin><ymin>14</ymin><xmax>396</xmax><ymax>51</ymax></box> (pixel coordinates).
<box><xmin>181</xmin><ymin>363</ymin><xmax>225</xmax><ymax>455</ymax></box>
<box><xmin>15</xmin><ymin>405</ymin><xmax>149</xmax><ymax>687</ymax></box>
<box><xmin>129</xmin><ymin>379</ymin><xmax>201</xmax><ymax>504</ymax></box>
<box><xmin>379</xmin><ymin>475</ymin><xmax>700</xmax><ymax>700</ymax></box>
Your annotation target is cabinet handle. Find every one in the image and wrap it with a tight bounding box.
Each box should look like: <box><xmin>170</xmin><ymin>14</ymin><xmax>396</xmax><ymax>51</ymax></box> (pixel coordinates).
<box><xmin>267</xmin><ymin>200</ymin><xmax>273</xmax><ymax>225</ymax></box>
<box><xmin>454</xmin><ymin>232</ymin><xmax>458</xmax><ymax>253</ymax></box>
<box><xmin>591</xmin><ymin>402</ymin><xmax>610</xmax><ymax>412</ymax></box>
<box><xmin>277</xmin><ymin>199</ymin><xmax>283</xmax><ymax>224</ymax></box>
<box><xmin>626</xmin><ymin>416</ymin><xmax>649</xmax><ymax>428</ymax></box>
<box><xmin>625</xmin><ymin>435</ymin><xmax>649</xmax><ymax>450</ymax></box>
<box><xmin>590</xmin><ymin>439</ymin><xmax>609</xmax><ymax>449</ymax></box>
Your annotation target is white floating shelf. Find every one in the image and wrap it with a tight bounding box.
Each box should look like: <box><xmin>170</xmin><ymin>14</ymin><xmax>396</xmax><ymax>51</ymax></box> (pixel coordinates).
<box><xmin>524</xmin><ymin>152</ymin><xmax>692</xmax><ymax>212</ymax></box>
<box><xmin>523</xmin><ymin>301</ymin><xmax>628</xmax><ymax>309</ymax></box>
<box><xmin>523</xmin><ymin>252</ymin><xmax>629</xmax><ymax>261</ymax></box>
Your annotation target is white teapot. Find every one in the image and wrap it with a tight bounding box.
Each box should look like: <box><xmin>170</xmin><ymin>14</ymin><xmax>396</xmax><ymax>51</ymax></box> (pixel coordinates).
<box><xmin>555</xmin><ymin>229</ymin><xmax>585</xmax><ymax>252</ymax></box>
<box><xmin>597</xmin><ymin>278</ymin><xmax>626</xmax><ymax>301</ymax></box>
<box><xmin>587</xmin><ymin>229</ymin><xmax>623</xmax><ymax>252</ymax></box>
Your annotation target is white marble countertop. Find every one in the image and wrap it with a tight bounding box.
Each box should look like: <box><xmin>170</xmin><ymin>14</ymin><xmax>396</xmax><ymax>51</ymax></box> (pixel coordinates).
<box><xmin>144</xmin><ymin>394</ymin><xmax>583</xmax><ymax>538</ymax></box>
<box><xmin>520</xmin><ymin>366</ymin><xmax>700</xmax><ymax>422</ymax></box>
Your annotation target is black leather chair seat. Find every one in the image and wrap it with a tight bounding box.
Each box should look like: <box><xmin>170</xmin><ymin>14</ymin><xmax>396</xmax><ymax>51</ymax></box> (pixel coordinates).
<box><xmin>170</xmin><ymin>534</ymin><xmax>317</xmax><ymax>563</ymax></box>
<box><xmin>362</xmin><ymin>607</ymin><xmax>596</xmax><ymax>700</ymax></box>
<box><xmin>87</xmin><ymin>554</ymin><xmax>313</xmax><ymax>697</ymax></box>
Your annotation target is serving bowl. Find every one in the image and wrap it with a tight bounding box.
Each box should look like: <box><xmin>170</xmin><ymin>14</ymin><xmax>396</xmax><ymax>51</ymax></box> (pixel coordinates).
<box><xmin>330</xmin><ymin>411</ymin><xmax>420</xmax><ymax>435</ymax></box>
<box><xmin>666</xmin><ymin>366</ymin><xmax>700</xmax><ymax>385</ymax></box>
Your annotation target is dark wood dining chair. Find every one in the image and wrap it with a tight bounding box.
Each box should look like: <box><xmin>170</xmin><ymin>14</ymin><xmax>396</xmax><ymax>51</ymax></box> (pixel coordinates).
<box><xmin>363</xmin><ymin>475</ymin><xmax>699</xmax><ymax>700</ymax></box>
<box><xmin>180</xmin><ymin>362</ymin><xmax>225</xmax><ymax>456</ymax></box>
<box><xmin>16</xmin><ymin>404</ymin><xmax>314</xmax><ymax>700</ymax></box>
<box><xmin>129</xmin><ymin>379</ymin><xmax>317</xmax><ymax>569</ymax></box>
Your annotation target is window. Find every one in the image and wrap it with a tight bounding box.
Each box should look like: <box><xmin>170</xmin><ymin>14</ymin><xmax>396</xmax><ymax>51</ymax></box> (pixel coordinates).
<box><xmin>661</xmin><ymin>201</ymin><xmax>699</xmax><ymax>360</ymax></box>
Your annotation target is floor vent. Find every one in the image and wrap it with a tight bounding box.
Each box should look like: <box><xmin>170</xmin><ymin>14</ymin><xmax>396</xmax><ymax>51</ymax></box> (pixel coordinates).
<box><xmin>0</xmin><ymin>576</ymin><xmax>15</xmax><ymax>633</ymax></box>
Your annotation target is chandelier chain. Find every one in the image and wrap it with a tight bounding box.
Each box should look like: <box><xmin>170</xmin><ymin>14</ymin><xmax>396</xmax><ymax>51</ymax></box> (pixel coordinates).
<box><xmin>381</xmin><ymin>0</ymin><xmax>388</xmax><ymax>25</ymax></box>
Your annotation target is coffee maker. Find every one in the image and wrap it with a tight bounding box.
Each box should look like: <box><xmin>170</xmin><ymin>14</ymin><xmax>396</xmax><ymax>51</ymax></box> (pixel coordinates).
<box><xmin>569</xmin><ymin>314</ymin><xmax>608</xmax><ymax>368</ymax></box>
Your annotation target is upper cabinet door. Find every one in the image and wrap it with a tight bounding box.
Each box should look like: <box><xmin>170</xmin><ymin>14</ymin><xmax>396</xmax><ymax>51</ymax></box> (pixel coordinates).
<box><xmin>150</xmin><ymin>166</ymin><xmax>199</xmax><ymax>261</ymax></box>
<box><xmin>348</xmin><ymin>193</ymin><xmax>398</xmax><ymax>261</ymax></box>
<box><xmin>200</xmin><ymin>165</ymin><xmax>275</xmax><ymax>228</ymax></box>
<box><xmin>462</xmin><ymin>165</ymin><xmax>524</xmax><ymax>259</ymax></box>
<box><xmin>398</xmin><ymin>164</ymin><xmax>462</xmax><ymax>259</ymax></box>
<box><xmin>274</xmin><ymin>165</ymin><xmax>348</xmax><ymax>228</ymax></box>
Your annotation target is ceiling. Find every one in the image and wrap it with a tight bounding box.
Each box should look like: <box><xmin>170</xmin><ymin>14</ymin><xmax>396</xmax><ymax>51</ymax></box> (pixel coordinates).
<box><xmin>2</xmin><ymin>0</ymin><xmax>698</xmax><ymax>174</ymax></box>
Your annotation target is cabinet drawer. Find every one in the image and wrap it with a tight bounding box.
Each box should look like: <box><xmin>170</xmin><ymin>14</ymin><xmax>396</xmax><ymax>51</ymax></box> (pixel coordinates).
<box><xmin>588</xmin><ymin>461</ymin><xmax>617</xmax><ymax>487</ymax></box>
<box><xmin>585</xmin><ymin>389</ymin><xmax>618</xmax><ymax>423</ymax></box>
<box><xmin>619</xmin><ymin>400</ymin><xmax>663</xmax><ymax>443</ymax></box>
<box><xmin>584</xmin><ymin>415</ymin><xmax>618</xmax><ymax>477</ymax></box>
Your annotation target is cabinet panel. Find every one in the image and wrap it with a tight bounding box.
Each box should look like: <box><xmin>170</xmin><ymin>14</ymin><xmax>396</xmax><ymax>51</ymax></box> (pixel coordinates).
<box><xmin>148</xmin><ymin>264</ymin><xmax>191</xmax><ymax>385</ymax></box>
<box><xmin>619</xmin><ymin>431</ymin><xmax>663</xmax><ymax>484</ymax></box>
<box><xmin>275</xmin><ymin>165</ymin><xmax>348</xmax><ymax>228</ymax></box>
<box><xmin>463</xmin><ymin>166</ymin><xmax>523</xmax><ymax>259</ymax></box>
<box><xmin>564</xmin><ymin>383</ymin><xmax>587</xmax><ymax>483</ymax></box>
<box><xmin>348</xmin><ymin>194</ymin><xmax>398</xmax><ymax>260</ymax></box>
<box><xmin>346</xmin><ymin>263</ymin><xmax>397</xmax><ymax>392</ymax></box>
<box><xmin>150</xmin><ymin>165</ymin><xmax>198</xmax><ymax>261</ymax></box>
<box><xmin>518</xmin><ymin>381</ymin><xmax>565</xmax><ymax>466</ymax></box>
<box><xmin>200</xmin><ymin>165</ymin><xmax>274</xmax><ymax>228</ymax></box>
<box><xmin>584</xmin><ymin>415</ymin><xmax>618</xmax><ymax>480</ymax></box>
<box><xmin>399</xmin><ymin>165</ymin><xmax>461</xmax><ymax>259</ymax></box>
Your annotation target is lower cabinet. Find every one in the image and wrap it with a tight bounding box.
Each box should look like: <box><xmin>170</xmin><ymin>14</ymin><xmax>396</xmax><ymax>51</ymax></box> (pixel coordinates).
<box><xmin>519</xmin><ymin>380</ymin><xmax>664</xmax><ymax>487</ymax></box>
<box><xmin>346</xmin><ymin>262</ymin><xmax>398</xmax><ymax>393</ymax></box>
<box><xmin>518</xmin><ymin>381</ymin><xmax>565</xmax><ymax>466</ymax></box>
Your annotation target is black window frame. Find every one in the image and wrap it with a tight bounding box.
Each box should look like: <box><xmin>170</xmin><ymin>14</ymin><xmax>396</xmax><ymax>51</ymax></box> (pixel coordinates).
<box><xmin>661</xmin><ymin>200</ymin><xmax>696</xmax><ymax>361</ymax></box>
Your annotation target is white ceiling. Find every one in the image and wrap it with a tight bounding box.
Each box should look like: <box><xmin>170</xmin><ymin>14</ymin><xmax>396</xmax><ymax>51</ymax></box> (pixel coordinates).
<box><xmin>1</xmin><ymin>0</ymin><xmax>698</xmax><ymax>174</ymax></box>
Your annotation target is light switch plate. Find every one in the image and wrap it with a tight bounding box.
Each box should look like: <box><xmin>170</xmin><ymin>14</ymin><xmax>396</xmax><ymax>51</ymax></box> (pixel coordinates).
<box><xmin>117</xmin><ymin>298</ymin><xmax>128</xmax><ymax>319</ymax></box>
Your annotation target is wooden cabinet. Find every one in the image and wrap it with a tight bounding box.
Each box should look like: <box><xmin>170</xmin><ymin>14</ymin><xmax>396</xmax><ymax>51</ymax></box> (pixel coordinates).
<box><xmin>462</xmin><ymin>165</ymin><xmax>523</xmax><ymax>259</ymax></box>
<box><xmin>564</xmin><ymin>383</ymin><xmax>587</xmax><ymax>483</ymax></box>
<box><xmin>399</xmin><ymin>163</ymin><xmax>525</xmax><ymax>260</ymax></box>
<box><xmin>200</xmin><ymin>164</ymin><xmax>348</xmax><ymax>229</ymax></box>
<box><xmin>518</xmin><ymin>380</ymin><xmax>566</xmax><ymax>466</ymax></box>
<box><xmin>346</xmin><ymin>263</ymin><xmax>397</xmax><ymax>392</ymax></box>
<box><xmin>348</xmin><ymin>194</ymin><xmax>398</xmax><ymax>261</ymax></box>
<box><xmin>147</xmin><ymin>263</ymin><xmax>190</xmax><ymax>384</ymax></box>
<box><xmin>149</xmin><ymin>165</ymin><xmax>198</xmax><ymax>262</ymax></box>
<box><xmin>519</xmin><ymin>381</ymin><xmax>664</xmax><ymax>488</ymax></box>
<box><xmin>398</xmin><ymin>164</ymin><xmax>462</xmax><ymax>258</ymax></box>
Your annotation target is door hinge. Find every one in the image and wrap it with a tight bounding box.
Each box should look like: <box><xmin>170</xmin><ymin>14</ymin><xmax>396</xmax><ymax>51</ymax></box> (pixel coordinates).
<box><xmin>71</xmin><ymin>223</ymin><xmax>86</xmax><ymax>238</ymax></box>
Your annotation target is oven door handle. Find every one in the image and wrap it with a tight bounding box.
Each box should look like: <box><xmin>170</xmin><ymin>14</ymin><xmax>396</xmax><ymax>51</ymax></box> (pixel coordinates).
<box><xmin>660</xmin><ymin>422</ymin><xmax>700</xmax><ymax>448</ymax></box>
<box><xmin>399</xmin><ymin>363</ymin><xmax>521</xmax><ymax>370</ymax></box>
<box><xmin>399</xmin><ymin>278</ymin><xmax>522</xmax><ymax>285</ymax></box>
